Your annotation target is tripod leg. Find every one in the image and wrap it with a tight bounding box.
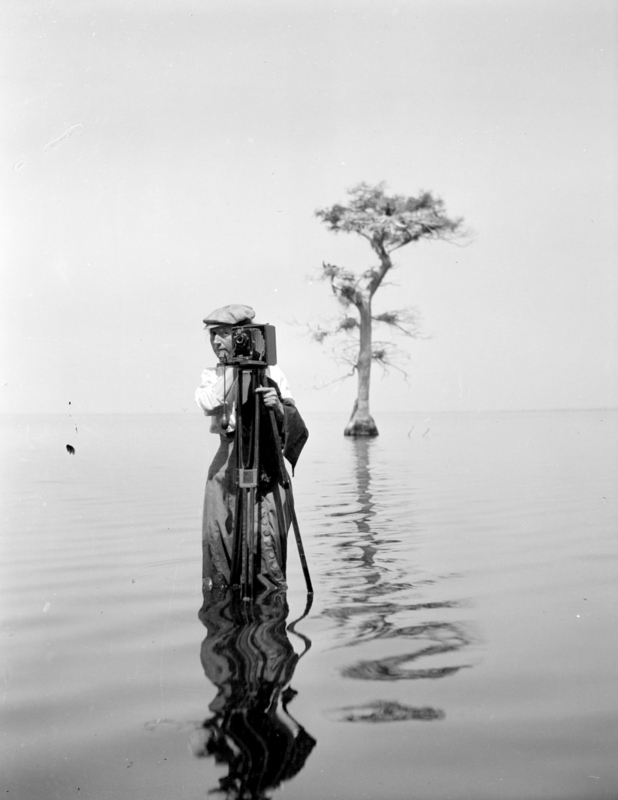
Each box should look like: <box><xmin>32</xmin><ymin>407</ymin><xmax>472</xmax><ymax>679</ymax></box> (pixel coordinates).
<box><xmin>290</xmin><ymin>501</ymin><xmax>313</xmax><ymax>595</ymax></box>
<box><xmin>231</xmin><ymin>368</ymin><xmax>247</xmax><ymax>593</ymax></box>
<box><xmin>230</xmin><ymin>482</ymin><xmax>243</xmax><ymax>588</ymax></box>
<box><xmin>245</xmin><ymin>375</ymin><xmax>261</xmax><ymax>600</ymax></box>
<box><xmin>244</xmin><ymin>486</ymin><xmax>256</xmax><ymax>601</ymax></box>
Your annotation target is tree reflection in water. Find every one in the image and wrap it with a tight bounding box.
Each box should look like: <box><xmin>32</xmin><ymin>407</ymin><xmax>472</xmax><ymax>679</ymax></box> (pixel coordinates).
<box><xmin>193</xmin><ymin>587</ymin><xmax>316</xmax><ymax>799</ymax></box>
<box><xmin>324</xmin><ymin>438</ymin><xmax>473</xmax><ymax>723</ymax></box>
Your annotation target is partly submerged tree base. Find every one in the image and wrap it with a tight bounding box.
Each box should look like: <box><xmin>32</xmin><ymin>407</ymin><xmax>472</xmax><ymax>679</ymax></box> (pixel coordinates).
<box><xmin>344</xmin><ymin>416</ymin><xmax>379</xmax><ymax>437</ymax></box>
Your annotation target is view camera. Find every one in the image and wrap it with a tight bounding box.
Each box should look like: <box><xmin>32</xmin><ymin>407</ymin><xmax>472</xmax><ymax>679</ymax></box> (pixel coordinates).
<box><xmin>227</xmin><ymin>324</ymin><xmax>277</xmax><ymax>366</ymax></box>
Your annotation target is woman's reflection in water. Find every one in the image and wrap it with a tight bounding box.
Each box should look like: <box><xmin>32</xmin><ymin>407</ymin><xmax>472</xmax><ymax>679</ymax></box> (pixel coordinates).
<box><xmin>193</xmin><ymin>587</ymin><xmax>316</xmax><ymax>799</ymax></box>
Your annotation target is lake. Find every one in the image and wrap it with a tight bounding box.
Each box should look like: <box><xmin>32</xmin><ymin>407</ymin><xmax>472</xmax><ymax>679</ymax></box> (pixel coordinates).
<box><xmin>1</xmin><ymin>410</ymin><xmax>617</xmax><ymax>799</ymax></box>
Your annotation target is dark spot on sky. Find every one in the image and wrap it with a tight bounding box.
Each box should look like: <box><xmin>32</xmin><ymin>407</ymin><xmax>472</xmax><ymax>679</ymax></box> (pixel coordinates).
<box><xmin>66</xmin><ymin>444</ymin><xmax>75</xmax><ymax>455</ymax></box>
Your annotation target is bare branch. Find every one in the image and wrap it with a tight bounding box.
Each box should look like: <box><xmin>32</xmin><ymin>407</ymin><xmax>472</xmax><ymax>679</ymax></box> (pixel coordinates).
<box><xmin>313</xmin><ymin>368</ymin><xmax>357</xmax><ymax>390</ymax></box>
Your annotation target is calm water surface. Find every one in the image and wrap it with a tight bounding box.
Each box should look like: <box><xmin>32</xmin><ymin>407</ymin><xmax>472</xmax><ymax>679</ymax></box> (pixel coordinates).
<box><xmin>1</xmin><ymin>411</ymin><xmax>617</xmax><ymax>799</ymax></box>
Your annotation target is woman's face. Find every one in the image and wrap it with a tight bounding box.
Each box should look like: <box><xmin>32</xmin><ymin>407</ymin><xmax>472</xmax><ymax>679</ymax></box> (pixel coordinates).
<box><xmin>210</xmin><ymin>325</ymin><xmax>233</xmax><ymax>361</ymax></box>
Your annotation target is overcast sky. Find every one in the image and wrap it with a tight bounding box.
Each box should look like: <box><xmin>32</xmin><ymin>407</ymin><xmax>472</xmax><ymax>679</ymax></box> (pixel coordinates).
<box><xmin>1</xmin><ymin>0</ymin><xmax>616</xmax><ymax>415</ymax></box>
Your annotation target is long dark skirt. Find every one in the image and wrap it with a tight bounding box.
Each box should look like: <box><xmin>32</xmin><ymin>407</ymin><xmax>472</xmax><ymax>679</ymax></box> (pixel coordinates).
<box><xmin>202</xmin><ymin>435</ymin><xmax>292</xmax><ymax>591</ymax></box>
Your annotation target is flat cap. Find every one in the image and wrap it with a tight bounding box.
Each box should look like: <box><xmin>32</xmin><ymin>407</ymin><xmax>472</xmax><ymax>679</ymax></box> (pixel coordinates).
<box><xmin>203</xmin><ymin>304</ymin><xmax>256</xmax><ymax>327</ymax></box>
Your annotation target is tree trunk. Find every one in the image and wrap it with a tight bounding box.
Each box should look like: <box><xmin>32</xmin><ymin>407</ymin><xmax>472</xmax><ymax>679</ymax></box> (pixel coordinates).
<box><xmin>344</xmin><ymin>298</ymin><xmax>379</xmax><ymax>437</ymax></box>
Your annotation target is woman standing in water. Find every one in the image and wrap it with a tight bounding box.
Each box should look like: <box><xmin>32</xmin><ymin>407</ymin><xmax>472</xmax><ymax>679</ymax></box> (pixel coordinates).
<box><xmin>195</xmin><ymin>304</ymin><xmax>308</xmax><ymax>593</ymax></box>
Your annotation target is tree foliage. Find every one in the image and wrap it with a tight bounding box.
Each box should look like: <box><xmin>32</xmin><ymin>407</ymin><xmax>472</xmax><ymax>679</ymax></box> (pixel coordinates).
<box><xmin>316</xmin><ymin>181</ymin><xmax>462</xmax><ymax>256</ymax></box>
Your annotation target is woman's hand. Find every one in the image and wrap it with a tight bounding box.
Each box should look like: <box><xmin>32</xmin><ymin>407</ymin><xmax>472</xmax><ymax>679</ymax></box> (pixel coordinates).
<box><xmin>255</xmin><ymin>387</ymin><xmax>284</xmax><ymax>421</ymax></box>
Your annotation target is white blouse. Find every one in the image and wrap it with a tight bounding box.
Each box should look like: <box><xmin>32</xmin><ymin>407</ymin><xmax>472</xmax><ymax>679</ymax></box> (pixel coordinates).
<box><xmin>195</xmin><ymin>364</ymin><xmax>294</xmax><ymax>435</ymax></box>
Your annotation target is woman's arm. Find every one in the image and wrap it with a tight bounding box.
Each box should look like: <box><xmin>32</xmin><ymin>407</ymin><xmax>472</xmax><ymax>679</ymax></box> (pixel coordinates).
<box><xmin>195</xmin><ymin>367</ymin><xmax>236</xmax><ymax>415</ymax></box>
